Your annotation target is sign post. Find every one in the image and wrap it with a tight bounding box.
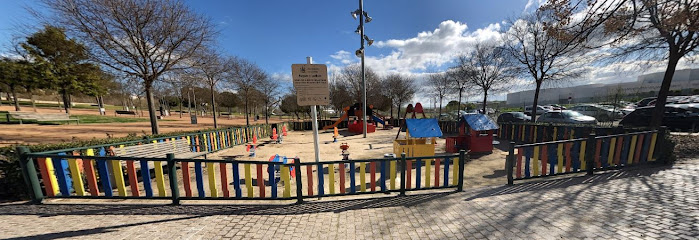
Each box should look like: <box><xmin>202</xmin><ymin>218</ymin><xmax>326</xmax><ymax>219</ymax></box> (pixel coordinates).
<box><xmin>292</xmin><ymin>58</ymin><xmax>329</xmax><ymax>163</ymax></box>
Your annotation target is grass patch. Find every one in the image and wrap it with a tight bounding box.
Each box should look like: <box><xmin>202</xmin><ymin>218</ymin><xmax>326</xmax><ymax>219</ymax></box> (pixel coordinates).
<box><xmin>69</xmin><ymin>114</ymin><xmax>151</xmax><ymax>124</ymax></box>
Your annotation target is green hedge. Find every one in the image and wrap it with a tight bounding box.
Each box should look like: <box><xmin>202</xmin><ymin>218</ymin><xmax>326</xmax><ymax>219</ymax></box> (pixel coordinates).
<box><xmin>0</xmin><ymin>124</ymin><xmax>273</xmax><ymax>200</ymax></box>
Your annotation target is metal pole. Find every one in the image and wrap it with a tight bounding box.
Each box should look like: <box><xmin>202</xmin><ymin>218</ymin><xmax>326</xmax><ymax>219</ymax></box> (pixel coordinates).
<box><xmin>360</xmin><ymin>0</ymin><xmax>367</xmax><ymax>138</ymax></box>
<box><xmin>308</xmin><ymin>57</ymin><xmax>321</xmax><ymax>163</ymax></box>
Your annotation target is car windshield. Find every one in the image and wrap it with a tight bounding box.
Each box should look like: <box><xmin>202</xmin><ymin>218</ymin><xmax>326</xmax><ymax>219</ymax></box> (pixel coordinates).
<box><xmin>512</xmin><ymin>112</ymin><xmax>525</xmax><ymax>117</ymax></box>
<box><xmin>563</xmin><ymin>111</ymin><xmax>585</xmax><ymax>118</ymax></box>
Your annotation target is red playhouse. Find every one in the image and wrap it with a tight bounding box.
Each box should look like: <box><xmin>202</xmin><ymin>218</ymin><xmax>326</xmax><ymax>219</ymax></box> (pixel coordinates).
<box><xmin>446</xmin><ymin>114</ymin><xmax>499</xmax><ymax>154</ymax></box>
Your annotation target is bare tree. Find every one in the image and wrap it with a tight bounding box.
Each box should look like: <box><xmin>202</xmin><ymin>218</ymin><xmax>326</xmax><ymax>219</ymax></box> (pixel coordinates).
<box><xmin>382</xmin><ymin>73</ymin><xmax>416</xmax><ymax>119</ymax></box>
<box><xmin>228</xmin><ymin>58</ymin><xmax>265</xmax><ymax>128</ymax></box>
<box><xmin>43</xmin><ymin>0</ymin><xmax>215</xmax><ymax>134</ymax></box>
<box><xmin>256</xmin><ymin>75</ymin><xmax>280</xmax><ymax>125</ymax></box>
<box><xmin>428</xmin><ymin>72</ymin><xmax>453</xmax><ymax>118</ymax></box>
<box><xmin>462</xmin><ymin>43</ymin><xmax>517</xmax><ymax>114</ymax></box>
<box><xmin>192</xmin><ymin>48</ymin><xmax>234</xmax><ymax>128</ymax></box>
<box><xmin>447</xmin><ymin>57</ymin><xmax>475</xmax><ymax>117</ymax></box>
<box><xmin>503</xmin><ymin>10</ymin><xmax>585</xmax><ymax>119</ymax></box>
<box><xmin>337</xmin><ymin>64</ymin><xmax>383</xmax><ymax>104</ymax></box>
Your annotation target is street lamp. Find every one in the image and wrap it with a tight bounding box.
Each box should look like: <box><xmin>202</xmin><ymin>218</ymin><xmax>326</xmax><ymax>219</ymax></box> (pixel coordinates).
<box><xmin>352</xmin><ymin>0</ymin><xmax>373</xmax><ymax>138</ymax></box>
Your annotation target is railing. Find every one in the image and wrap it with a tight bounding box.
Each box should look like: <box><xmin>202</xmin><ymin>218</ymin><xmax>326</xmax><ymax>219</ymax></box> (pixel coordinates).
<box><xmin>497</xmin><ymin>122</ymin><xmax>653</xmax><ymax>144</ymax></box>
<box><xmin>18</xmin><ymin>149</ymin><xmax>467</xmax><ymax>204</ymax></box>
<box><xmin>505</xmin><ymin>130</ymin><xmax>663</xmax><ymax>184</ymax></box>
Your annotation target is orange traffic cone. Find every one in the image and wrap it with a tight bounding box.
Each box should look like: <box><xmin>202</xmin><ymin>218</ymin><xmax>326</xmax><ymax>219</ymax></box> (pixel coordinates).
<box><xmin>253</xmin><ymin>134</ymin><xmax>257</xmax><ymax>144</ymax></box>
<box><xmin>333</xmin><ymin>127</ymin><xmax>339</xmax><ymax>142</ymax></box>
<box><xmin>282</xmin><ymin>125</ymin><xmax>288</xmax><ymax>136</ymax></box>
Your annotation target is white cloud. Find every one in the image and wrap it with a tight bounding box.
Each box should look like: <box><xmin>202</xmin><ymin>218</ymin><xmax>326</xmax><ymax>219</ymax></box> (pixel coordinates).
<box><xmin>524</xmin><ymin>0</ymin><xmax>547</xmax><ymax>12</ymax></box>
<box><xmin>271</xmin><ymin>72</ymin><xmax>292</xmax><ymax>82</ymax></box>
<box><xmin>330</xmin><ymin>50</ymin><xmax>353</xmax><ymax>64</ymax></box>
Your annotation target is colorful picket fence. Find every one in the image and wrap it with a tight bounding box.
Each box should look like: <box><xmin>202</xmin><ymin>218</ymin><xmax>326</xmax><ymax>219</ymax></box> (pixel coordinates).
<box><xmin>18</xmin><ymin>125</ymin><xmax>271</xmax><ymax>202</ymax></box>
<box><xmin>19</xmin><ymin>147</ymin><xmax>467</xmax><ymax>203</ymax></box>
<box><xmin>505</xmin><ymin>130</ymin><xmax>662</xmax><ymax>184</ymax></box>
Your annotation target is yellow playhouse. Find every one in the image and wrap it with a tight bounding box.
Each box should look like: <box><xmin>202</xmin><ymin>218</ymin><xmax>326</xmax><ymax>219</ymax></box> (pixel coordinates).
<box><xmin>394</xmin><ymin>118</ymin><xmax>443</xmax><ymax>157</ymax></box>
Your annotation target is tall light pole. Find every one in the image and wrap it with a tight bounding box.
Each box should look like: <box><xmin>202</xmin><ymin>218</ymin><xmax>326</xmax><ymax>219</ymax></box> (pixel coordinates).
<box><xmin>352</xmin><ymin>1</ymin><xmax>373</xmax><ymax>138</ymax></box>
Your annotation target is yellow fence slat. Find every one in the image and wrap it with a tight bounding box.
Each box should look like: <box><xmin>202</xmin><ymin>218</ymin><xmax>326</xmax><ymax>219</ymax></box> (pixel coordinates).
<box><xmin>557</xmin><ymin>143</ymin><xmax>563</xmax><ymax>173</ymax></box>
<box><xmin>245</xmin><ymin>164</ymin><xmax>253</xmax><ymax>197</ymax></box>
<box><xmin>627</xmin><ymin>135</ymin><xmax>637</xmax><ymax>164</ymax></box>
<box><xmin>154</xmin><ymin>161</ymin><xmax>166</xmax><ymax>197</ymax></box>
<box><xmin>112</xmin><ymin>145</ymin><xmax>127</xmax><ymax>196</ymax></box>
<box><xmin>424</xmin><ymin>159</ymin><xmax>431</xmax><ymax>188</ymax></box>
<box><xmin>207</xmin><ymin>162</ymin><xmax>218</xmax><ymax>197</ymax></box>
<box><xmin>44</xmin><ymin>157</ymin><xmax>60</xmax><ymax>196</ymax></box>
<box><xmin>328</xmin><ymin>164</ymin><xmax>335</xmax><ymax>194</ymax></box>
<box><xmin>648</xmin><ymin>133</ymin><xmax>658</xmax><ymax>161</ymax></box>
<box><xmin>452</xmin><ymin>157</ymin><xmax>458</xmax><ymax>186</ymax></box>
<box><xmin>67</xmin><ymin>156</ymin><xmax>85</xmax><ymax>196</ymax></box>
<box><xmin>282</xmin><ymin>166</ymin><xmax>291</xmax><ymax>198</ymax></box>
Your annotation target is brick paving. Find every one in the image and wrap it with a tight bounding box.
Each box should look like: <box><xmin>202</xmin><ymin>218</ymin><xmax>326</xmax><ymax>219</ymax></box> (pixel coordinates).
<box><xmin>1</xmin><ymin>159</ymin><xmax>698</xmax><ymax>239</ymax></box>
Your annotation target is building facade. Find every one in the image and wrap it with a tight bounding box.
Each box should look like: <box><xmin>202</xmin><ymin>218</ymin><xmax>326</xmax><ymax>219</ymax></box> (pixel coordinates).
<box><xmin>506</xmin><ymin>68</ymin><xmax>699</xmax><ymax>107</ymax></box>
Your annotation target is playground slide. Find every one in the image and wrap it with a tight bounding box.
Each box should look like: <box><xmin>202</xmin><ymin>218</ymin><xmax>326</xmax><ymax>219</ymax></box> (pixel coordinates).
<box><xmin>371</xmin><ymin>115</ymin><xmax>385</xmax><ymax>127</ymax></box>
<box><xmin>322</xmin><ymin>112</ymin><xmax>349</xmax><ymax>130</ymax></box>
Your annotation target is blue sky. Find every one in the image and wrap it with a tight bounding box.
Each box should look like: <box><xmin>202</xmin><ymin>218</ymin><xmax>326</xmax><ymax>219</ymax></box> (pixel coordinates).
<box><xmin>2</xmin><ymin>0</ymin><xmax>687</xmax><ymax>102</ymax></box>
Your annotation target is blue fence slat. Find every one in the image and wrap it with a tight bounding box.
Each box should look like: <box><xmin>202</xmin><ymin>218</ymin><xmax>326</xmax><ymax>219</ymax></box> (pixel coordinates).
<box><xmin>524</xmin><ymin>147</ymin><xmax>531</xmax><ymax>178</ymax></box>
<box><xmin>443</xmin><ymin>157</ymin><xmax>450</xmax><ymax>186</ymax></box>
<box><xmin>96</xmin><ymin>147</ymin><xmax>112</xmax><ymax>197</ymax></box>
<box><xmin>640</xmin><ymin>133</ymin><xmax>651</xmax><ymax>163</ymax></box>
<box><xmin>548</xmin><ymin>145</ymin><xmax>555</xmax><ymax>175</ymax></box>
<box><xmin>415</xmin><ymin>159</ymin><xmax>422</xmax><ymax>189</ymax></box>
<box><xmin>139</xmin><ymin>159</ymin><xmax>153</xmax><ymax>197</ymax></box>
<box><xmin>53</xmin><ymin>152</ymin><xmax>71</xmax><ymax>196</ymax></box>
<box><xmin>317</xmin><ymin>163</ymin><xmax>324</xmax><ymax>196</ymax></box>
<box><xmin>349</xmin><ymin>162</ymin><xmax>356</xmax><ymax>193</ymax></box>
<box><xmin>232</xmin><ymin>162</ymin><xmax>241</xmax><ymax>198</ymax></box>
<box><xmin>195</xmin><ymin>162</ymin><xmax>205</xmax><ymax>198</ymax></box>
<box><xmin>380</xmin><ymin>160</ymin><xmax>387</xmax><ymax>192</ymax></box>
<box><xmin>268</xmin><ymin>164</ymin><xmax>277</xmax><ymax>199</ymax></box>
<box><xmin>601</xmin><ymin>138</ymin><xmax>610</xmax><ymax>168</ymax></box>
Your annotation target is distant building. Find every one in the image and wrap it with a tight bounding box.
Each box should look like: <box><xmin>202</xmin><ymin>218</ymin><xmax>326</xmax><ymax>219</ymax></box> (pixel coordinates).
<box><xmin>506</xmin><ymin>68</ymin><xmax>699</xmax><ymax>107</ymax></box>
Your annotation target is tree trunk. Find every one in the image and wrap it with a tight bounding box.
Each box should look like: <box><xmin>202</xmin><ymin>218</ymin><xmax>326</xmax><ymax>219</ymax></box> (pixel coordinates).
<box><xmin>438</xmin><ymin>96</ymin><xmax>443</xmax><ymax>118</ymax></box>
<box><xmin>265</xmin><ymin>103</ymin><xmax>269</xmax><ymax>125</ymax></box>
<box><xmin>61</xmin><ymin>88</ymin><xmax>70</xmax><ymax>114</ymax></box>
<box><xmin>30</xmin><ymin>91</ymin><xmax>37</xmax><ymax>112</ymax></box>
<box><xmin>10</xmin><ymin>85</ymin><xmax>20</xmax><ymax>111</ymax></box>
<box><xmin>145</xmin><ymin>85</ymin><xmax>160</xmax><ymax>134</ymax></box>
<box><xmin>650</xmin><ymin>53</ymin><xmax>680</xmax><ymax>129</ymax></box>
<box><xmin>531</xmin><ymin>81</ymin><xmax>542</xmax><ymax>122</ymax></box>
<box><xmin>211</xmin><ymin>85</ymin><xmax>218</xmax><ymax>129</ymax></box>
<box><xmin>178</xmin><ymin>96</ymin><xmax>183</xmax><ymax>118</ymax></box>
<box><xmin>482</xmin><ymin>90</ymin><xmax>488</xmax><ymax>115</ymax></box>
<box><xmin>457</xmin><ymin>88</ymin><xmax>463</xmax><ymax>117</ymax></box>
<box><xmin>390</xmin><ymin>103</ymin><xmax>394</xmax><ymax>120</ymax></box>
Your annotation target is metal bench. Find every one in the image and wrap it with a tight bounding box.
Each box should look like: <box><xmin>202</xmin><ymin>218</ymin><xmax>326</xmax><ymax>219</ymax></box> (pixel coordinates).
<box><xmin>115</xmin><ymin>110</ymin><xmax>138</xmax><ymax>117</ymax></box>
<box><xmin>112</xmin><ymin>138</ymin><xmax>207</xmax><ymax>160</ymax></box>
<box><xmin>6</xmin><ymin>111</ymin><xmax>79</xmax><ymax>125</ymax></box>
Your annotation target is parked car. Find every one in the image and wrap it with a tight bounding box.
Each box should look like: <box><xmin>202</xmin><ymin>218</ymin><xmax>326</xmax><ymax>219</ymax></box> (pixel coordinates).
<box><xmin>619</xmin><ymin>104</ymin><xmax>699</xmax><ymax>132</ymax></box>
<box><xmin>536</xmin><ymin>110</ymin><xmax>597</xmax><ymax>125</ymax></box>
<box><xmin>568</xmin><ymin>104</ymin><xmax>623</xmax><ymax>121</ymax></box>
<box><xmin>537</xmin><ymin>110</ymin><xmax>597</xmax><ymax>125</ymax></box>
<box><xmin>636</xmin><ymin>97</ymin><xmax>657</xmax><ymax>107</ymax></box>
<box><xmin>524</xmin><ymin>105</ymin><xmax>550</xmax><ymax>116</ymax></box>
<box><xmin>550</xmin><ymin>104</ymin><xmax>566</xmax><ymax>110</ymax></box>
<box><xmin>496</xmin><ymin>112</ymin><xmax>531</xmax><ymax>123</ymax></box>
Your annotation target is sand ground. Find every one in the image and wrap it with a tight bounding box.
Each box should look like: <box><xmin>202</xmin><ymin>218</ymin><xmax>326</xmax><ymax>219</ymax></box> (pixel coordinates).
<box><xmin>0</xmin><ymin>106</ymin><xmax>285</xmax><ymax>146</ymax></box>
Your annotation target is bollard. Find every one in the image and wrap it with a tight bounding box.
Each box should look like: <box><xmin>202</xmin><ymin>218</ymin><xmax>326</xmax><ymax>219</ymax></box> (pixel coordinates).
<box><xmin>507</xmin><ymin>142</ymin><xmax>515</xmax><ymax>186</ymax></box>
<box><xmin>457</xmin><ymin>150</ymin><xmax>466</xmax><ymax>192</ymax></box>
<box><xmin>167</xmin><ymin>153</ymin><xmax>179</xmax><ymax>205</ymax></box>
<box><xmin>585</xmin><ymin>133</ymin><xmax>597</xmax><ymax>175</ymax></box>
<box><xmin>400</xmin><ymin>153</ymin><xmax>406</xmax><ymax>196</ymax></box>
<box><xmin>294</xmin><ymin>158</ymin><xmax>303</xmax><ymax>204</ymax></box>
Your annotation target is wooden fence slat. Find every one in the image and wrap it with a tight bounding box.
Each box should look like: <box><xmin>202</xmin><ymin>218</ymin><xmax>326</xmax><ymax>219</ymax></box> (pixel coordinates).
<box><xmin>339</xmin><ymin>163</ymin><xmax>346</xmax><ymax>194</ymax></box>
<box><xmin>37</xmin><ymin>157</ymin><xmax>59</xmax><ymax>197</ymax></box>
<box><xmin>182</xmin><ymin>162</ymin><xmax>192</xmax><ymax>197</ymax></box>
<box><xmin>232</xmin><ymin>162</ymin><xmax>241</xmax><ymax>198</ymax></box>
<box><xmin>245</xmin><ymin>163</ymin><xmax>253</xmax><ymax>197</ymax></box>
<box><xmin>328</xmin><ymin>163</ymin><xmax>335</xmax><ymax>194</ymax></box>
<box><xmin>220</xmin><ymin>163</ymin><xmax>229</xmax><ymax>198</ymax></box>
<box><xmin>257</xmin><ymin>164</ymin><xmax>264</xmax><ymax>198</ymax></box>
<box><xmin>360</xmin><ymin>162</ymin><xmax>366</xmax><ymax>192</ymax></box>
<box><xmin>67</xmin><ymin>152</ymin><xmax>85</xmax><ymax>196</ymax></box>
<box><xmin>97</xmin><ymin>148</ymin><xmax>113</xmax><ymax>197</ymax></box>
<box><xmin>195</xmin><ymin>162</ymin><xmax>205</xmax><ymax>198</ymax></box>
<box><xmin>349</xmin><ymin>162</ymin><xmax>356</xmax><ymax>193</ymax></box>
<box><xmin>282</xmin><ymin>166</ymin><xmax>291</xmax><ymax>198</ymax></box>
<box><xmin>306</xmin><ymin>165</ymin><xmax>314</xmax><ymax>196</ymax></box>
<box><xmin>83</xmin><ymin>150</ymin><xmax>99</xmax><ymax>196</ymax></box>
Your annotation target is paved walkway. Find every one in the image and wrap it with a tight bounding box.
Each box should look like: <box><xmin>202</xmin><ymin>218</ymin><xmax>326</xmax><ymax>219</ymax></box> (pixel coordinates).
<box><xmin>1</xmin><ymin>159</ymin><xmax>698</xmax><ymax>240</ymax></box>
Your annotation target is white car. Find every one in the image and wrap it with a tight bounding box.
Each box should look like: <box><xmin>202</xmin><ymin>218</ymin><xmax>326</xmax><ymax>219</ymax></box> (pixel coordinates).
<box><xmin>524</xmin><ymin>105</ymin><xmax>550</xmax><ymax>116</ymax></box>
<box><xmin>568</xmin><ymin>104</ymin><xmax>623</xmax><ymax>121</ymax></box>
